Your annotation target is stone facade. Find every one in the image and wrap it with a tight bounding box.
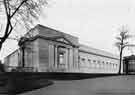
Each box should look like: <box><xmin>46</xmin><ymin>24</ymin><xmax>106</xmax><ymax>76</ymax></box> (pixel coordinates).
<box><xmin>4</xmin><ymin>24</ymin><xmax>119</xmax><ymax>73</ymax></box>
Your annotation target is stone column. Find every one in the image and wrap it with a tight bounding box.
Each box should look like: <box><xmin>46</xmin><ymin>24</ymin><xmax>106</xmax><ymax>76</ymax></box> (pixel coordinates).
<box><xmin>54</xmin><ymin>45</ymin><xmax>58</xmax><ymax>69</ymax></box>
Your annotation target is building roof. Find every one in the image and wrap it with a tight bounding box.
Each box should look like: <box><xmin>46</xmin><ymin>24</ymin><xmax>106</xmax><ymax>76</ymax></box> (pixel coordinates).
<box><xmin>123</xmin><ymin>55</ymin><xmax>135</xmax><ymax>60</ymax></box>
<box><xmin>4</xmin><ymin>49</ymin><xmax>19</xmax><ymax>59</ymax></box>
<box><xmin>79</xmin><ymin>44</ymin><xmax>119</xmax><ymax>59</ymax></box>
<box><xmin>35</xmin><ymin>25</ymin><xmax>119</xmax><ymax>59</ymax></box>
<box><xmin>5</xmin><ymin>24</ymin><xmax>119</xmax><ymax>61</ymax></box>
<box><xmin>34</xmin><ymin>24</ymin><xmax>79</xmax><ymax>46</ymax></box>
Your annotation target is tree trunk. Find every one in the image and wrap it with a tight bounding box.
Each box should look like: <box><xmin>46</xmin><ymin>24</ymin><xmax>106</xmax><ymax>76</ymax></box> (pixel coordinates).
<box><xmin>0</xmin><ymin>43</ymin><xmax>2</xmax><ymax>52</ymax></box>
<box><xmin>118</xmin><ymin>49</ymin><xmax>123</xmax><ymax>74</ymax></box>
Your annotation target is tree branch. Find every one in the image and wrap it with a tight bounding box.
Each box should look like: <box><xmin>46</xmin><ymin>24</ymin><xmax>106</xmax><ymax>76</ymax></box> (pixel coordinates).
<box><xmin>6</xmin><ymin>26</ymin><xmax>13</xmax><ymax>37</ymax></box>
<box><xmin>7</xmin><ymin>21</ymin><xmax>17</xmax><ymax>36</ymax></box>
<box><xmin>1</xmin><ymin>25</ymin><xmax>13</xmax><ymax>43</ymax></box>
<box><xmin>7</xmin><ymin>1</ymin><xmax>11</xmax><ymax>16</ymax></box>
<box><xmin>3</xmin><ymin>0</ymin><xmax>9</xmax><ymax>18</ymax></box>
<box><xmin>10</xmin><ymin>0</ymin><xmax>28</xmax><ymax>18</ymax></box>
<box><xmin>7</xmin><ymin>21</ymin><xmax>13</xmax><ymax>35</ymax></box>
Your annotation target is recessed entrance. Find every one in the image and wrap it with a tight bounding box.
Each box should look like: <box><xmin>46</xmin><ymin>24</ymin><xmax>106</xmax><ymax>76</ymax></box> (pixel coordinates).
<box><xmin>57</xmin><ymin>46</ymin><xmax>68</xmax><ymax>71</ymax></box>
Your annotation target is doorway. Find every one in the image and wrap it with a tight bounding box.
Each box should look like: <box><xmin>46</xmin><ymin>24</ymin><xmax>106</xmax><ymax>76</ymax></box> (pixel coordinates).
<box><xmin>57</xmin><ymin>46</ymin><xmax>68</xmax><ymax>71</ymax></box>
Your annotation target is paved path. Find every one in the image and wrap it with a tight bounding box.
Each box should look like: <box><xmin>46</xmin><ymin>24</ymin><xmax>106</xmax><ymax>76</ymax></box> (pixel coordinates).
<box><xmin>19</xmin><ymin>75</ymin><xmax>135</xmax><ymax>95</ymax></box>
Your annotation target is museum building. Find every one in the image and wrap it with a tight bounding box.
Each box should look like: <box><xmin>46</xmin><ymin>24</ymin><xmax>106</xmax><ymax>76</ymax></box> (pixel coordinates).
<box><xmin>4</xmin><ymin>24</ymin><xmax>120</xmax><ymax>73</ymax></box>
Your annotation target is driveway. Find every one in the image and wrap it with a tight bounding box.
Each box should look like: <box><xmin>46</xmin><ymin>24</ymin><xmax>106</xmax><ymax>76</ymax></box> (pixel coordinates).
<box><xmin>19</xmin><ymin>75</ymin><xmax>135</xmax><ymax>95</ymax></box>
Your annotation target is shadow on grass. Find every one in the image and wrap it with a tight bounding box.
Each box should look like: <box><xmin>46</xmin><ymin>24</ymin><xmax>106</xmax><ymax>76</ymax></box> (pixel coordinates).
<box><xmin>0</xmin><ymin>74</ymin><xmax>53</xmax><ymax>94</ymax></box>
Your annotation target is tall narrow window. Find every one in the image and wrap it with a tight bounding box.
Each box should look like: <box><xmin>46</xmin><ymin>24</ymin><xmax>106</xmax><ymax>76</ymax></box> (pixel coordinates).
<box><xmin>57</xmin><ymin>46</ymin><xmax>66</xmax><ymax>66</ymax></box>
<box><xmin>59</xmin><ymin>52</ymin><xmax>64</xmax><ymax>65</ymax></box>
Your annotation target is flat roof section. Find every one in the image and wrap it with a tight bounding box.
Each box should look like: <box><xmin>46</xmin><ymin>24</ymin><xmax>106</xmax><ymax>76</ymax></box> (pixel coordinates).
<box><xmin>79</xmin><ymin>44</ymin><xmax>119</xmax><ymax>60</ymax></box>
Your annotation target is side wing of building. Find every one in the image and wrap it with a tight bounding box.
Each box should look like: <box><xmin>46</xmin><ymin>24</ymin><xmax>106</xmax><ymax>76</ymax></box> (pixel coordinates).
<box><xmin>78</xmin><ymin>44</ymin><xmax>119</xmax><ymax>73</ymax></box>
<box><xmin>4</xmin><ymin>49</ymin><xmax>20</xmax><ymax>71</ymax></box>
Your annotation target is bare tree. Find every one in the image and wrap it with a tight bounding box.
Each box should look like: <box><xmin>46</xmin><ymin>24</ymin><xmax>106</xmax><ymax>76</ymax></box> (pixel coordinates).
<box><xmin>115</xmin><ymin>25</ymin><xmax>131</xmax><ymax>74</ymax></box>
<box><xmin>0</xmin><ymin>0</ymin><xmax>47</xmax><ymax>51</ymax></box>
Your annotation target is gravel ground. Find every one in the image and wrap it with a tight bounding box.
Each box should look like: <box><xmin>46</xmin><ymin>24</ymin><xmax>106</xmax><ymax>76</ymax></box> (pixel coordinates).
<box><xmin>19</xmin><ymin>75</ymin><xmax>135</xmax><ymax>95</ymax></box>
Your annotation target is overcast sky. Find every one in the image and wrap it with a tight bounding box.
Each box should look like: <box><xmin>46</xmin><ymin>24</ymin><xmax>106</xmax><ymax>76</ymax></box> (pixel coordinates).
<box><xmin>1</xmin><ymin>0</ymin><xmax>135</xmax><ymax>60</ymax></box>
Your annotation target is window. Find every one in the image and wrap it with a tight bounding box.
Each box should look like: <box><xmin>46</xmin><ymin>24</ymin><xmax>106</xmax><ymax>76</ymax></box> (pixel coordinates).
<box><xmin>98</xmin><ymin>61</ymin><xmax>101</xmax><ymax>68</ymax></box>
<box><xmin>112</xmin><ymin>63</ymin><xmax>114</xmax><ymax>68</ymax></box>
<box><xmin>82</xmin><ymin>58</ymin><xmax>85</xmax><ymax>61</ymax></box>
<box><xmin>93</xmin><ymin>60</ymin><xmax>96</xmax><ymax>63</ymax></box>
<box><xmin>59</xmin><ymin>53</ymin><xmax>64</xmax><ymax>65</ymax></box>
<box><xmin>106</xmin><ymin>62</ymin><xmax>109</xmax><ymax>69</ymax></box>
<box><xmin>57</xmin><ymin>46</ymin><xmax>67</xmax><ymax>65</ymax></box>
<box><xmin>115</xmin><ymin>64</ymin><xmax>118</xmax><ymax>68</ymax></box>
<box><xmin>80</xmin><ymin>57</ymin><xmax>86</xmax><ymax>66</ymax></box>
<box><xmin>102</xmin><ymin>61</ymin><xmax>105</xmax><ymax>68</ymax></box>
<box><xmin>88</xmin><ymin>59</ymin><xmax>90</xmax><ymax>62</ymax></box>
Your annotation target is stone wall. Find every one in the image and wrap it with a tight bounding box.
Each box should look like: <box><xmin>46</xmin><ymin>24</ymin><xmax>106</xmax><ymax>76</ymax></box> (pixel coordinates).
<box><xmin>78</xmin><ymin>51</ymin><xmax>119</xmax><ymax>73</ymax></box>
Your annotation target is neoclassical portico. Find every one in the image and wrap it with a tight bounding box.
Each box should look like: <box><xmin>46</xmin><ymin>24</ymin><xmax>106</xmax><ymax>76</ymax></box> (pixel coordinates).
<box><xmin>25</xmin><ymin>24</ymin><xmax>80</xmax><ymax>72</ymax></box>
<box><xmin>46</xmin><ymin>37</ymin><xmax>79</xmax><ymax>72</ymax></box>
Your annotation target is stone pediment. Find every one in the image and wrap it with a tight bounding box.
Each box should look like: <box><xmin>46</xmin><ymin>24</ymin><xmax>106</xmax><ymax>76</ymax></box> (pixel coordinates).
<box><xmin>33</xmin><ymin>24</ymin><xmax>79</xmax><ymax>47</ymax></box>
<box><xmin>54</xmin><ymin>36</ymin><xmax>73</xmax><ymax>46</ymax></box>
